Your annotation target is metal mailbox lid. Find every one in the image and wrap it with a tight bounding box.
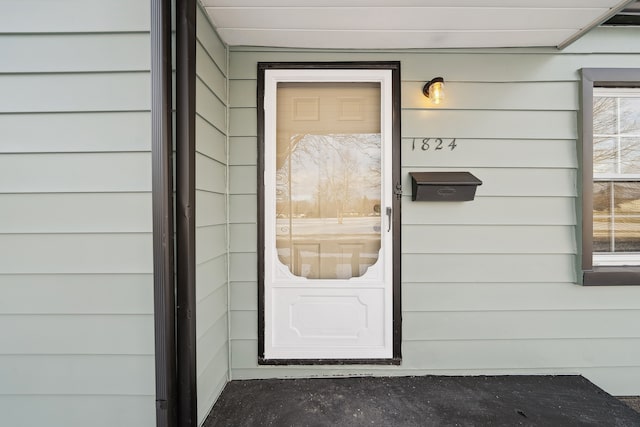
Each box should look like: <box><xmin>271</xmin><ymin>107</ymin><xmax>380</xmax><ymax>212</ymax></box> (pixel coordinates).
<box><xmin>409</xmin><ymin>171</ymin><xmax>482</xmax><ymax>186</ymax></box>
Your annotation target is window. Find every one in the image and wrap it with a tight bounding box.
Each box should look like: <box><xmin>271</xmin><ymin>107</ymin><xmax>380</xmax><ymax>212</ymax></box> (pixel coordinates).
<box><xmin>581</xmin><ymin>68</ymin><xmax>640</xmax><ymax>285</ymax></box>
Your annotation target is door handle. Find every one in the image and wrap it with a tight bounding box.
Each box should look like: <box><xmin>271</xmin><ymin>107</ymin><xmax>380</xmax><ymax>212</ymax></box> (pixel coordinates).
<box><xmin>386</xmin><ymin>207</ymin><xmax>392</xmax><ymax>232</ymax></box>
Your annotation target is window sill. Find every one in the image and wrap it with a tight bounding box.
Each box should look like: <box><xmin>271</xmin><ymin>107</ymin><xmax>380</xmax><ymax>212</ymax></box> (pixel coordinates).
<box><xmin>583</xmin><ymin>266</ymin><xmax>640</xmax><ymax>286</ymax></box>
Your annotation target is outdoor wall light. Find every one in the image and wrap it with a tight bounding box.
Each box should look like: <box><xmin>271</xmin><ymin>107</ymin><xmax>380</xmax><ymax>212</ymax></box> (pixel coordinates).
<box><xmin>423</xmin><ymin>77</ymin><xmax>445</xmax><ymax>104</ymax></box>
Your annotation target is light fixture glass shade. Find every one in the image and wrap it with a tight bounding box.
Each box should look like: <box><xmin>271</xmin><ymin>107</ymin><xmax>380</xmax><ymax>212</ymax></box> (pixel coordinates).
<box><xmin>423</xmin><ymin>77</ymin><xmax>445</xmax><ymax>105</ymax></box>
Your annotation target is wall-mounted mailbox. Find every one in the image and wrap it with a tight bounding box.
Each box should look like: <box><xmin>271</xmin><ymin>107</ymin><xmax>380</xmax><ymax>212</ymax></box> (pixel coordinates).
<box><xmin>410</xmin><ymin>172</ymin><xmax>482</xmax><ymax>202</ymax></box>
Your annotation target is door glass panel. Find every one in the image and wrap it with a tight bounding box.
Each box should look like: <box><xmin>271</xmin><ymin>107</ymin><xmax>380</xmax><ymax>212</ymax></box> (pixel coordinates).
<box><xmin>275</xmin><ymin>82</ymin><xmax>382</xmax><ymax>279</ymax></box>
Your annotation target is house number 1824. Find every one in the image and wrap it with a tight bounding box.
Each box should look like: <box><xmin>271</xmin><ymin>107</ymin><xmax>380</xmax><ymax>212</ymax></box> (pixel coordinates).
<box><xmin>411</xmin><ymin>138</ymin><xmax>457</xmax><ymax>151</ymax></box>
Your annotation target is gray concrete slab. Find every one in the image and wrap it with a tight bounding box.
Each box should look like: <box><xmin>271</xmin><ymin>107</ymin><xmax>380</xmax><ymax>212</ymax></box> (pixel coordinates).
<box><xmin>203</xmin><ymin>375</ymin><xmax>640</xmax><ymax>427</ymax></box>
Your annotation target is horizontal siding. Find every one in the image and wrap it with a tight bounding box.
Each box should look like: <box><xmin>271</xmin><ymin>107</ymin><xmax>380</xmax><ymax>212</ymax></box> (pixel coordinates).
<box><xmin>402</xmin><ymin>167</ymin><xmax>576</xmax><ymax>197</ymax></box>
<box><xmin>401</xmin><ymin>81</ymin><xmax>579</xmax><ymax>111</ymax></box>
<box><xmin>229</xmin><ymin>137</ymin><xmax>257</xmax><ymax>166</ymax></box>
<box><xmin>0</xmin><ymin>395</ymin><xmax>155</xmax><ymax>427</ymax></box>
<box><xmin>197</xmin><ymin>78</ymin><xmax>227</xmax><ymax>132</ymax></box>
<box><xmin>197</xmin><ymin>43</ymin><xmax>227</xmax><ymax>103</ymax></box>
<box><xmin>402</xmin><ymin>310</ymin><xmax>640</xmax><ymax>340</ymax></box>
<box><xmin>0</xmin><ymin>315</ymin><xmax>153</xmax><ymax>354</ymax></box>
<box><xmin>402</xmin><ymin>196</ymin><xmax>576</xmax><ymax>225</ymax></box>
<box><xmin>196</xmin><ymin>115</ymin><xmax>227</xmax><ymax>162</ymax></box>
<box><xmin>402</xmin><ymin>254</ymin><xmax>576</xmax><ymax>283</ymax></box>
<box><xmin>229</xmin><ymin>282</ymin><xmax>257</xmax><ymax>311</ymax></box>
<box><xmin>230</xmin><ymin>79</ymin><xmax>579</xmax><ymax>111</ymax></box>
<box><xmin>230</xmin><ymin>311</ymin><xmax>255</xmax><ymax>340</ymax></box>
<box><xmin>0</xmin><ymin>234</ymin><xmax>152</xmax><ymax>274</ymax></box>
<box><xmin>230</xmin><ymin>50</ymin><xmax>640</xmax><ymax>81</ymax></box>
<box><xmin>232</xmin><ymin>309</ymin><xmax>640</xmax><ymax>341</ymax></box>
<box><xmin>195</xmin><ymin>6</ymin><xmax>229</xmax><ymax>424</ymax></box>
<box><xmin>0</xmin><ymin>2</ymin><xmax>154</xmax><ymax>425</ymax></box>
<box><xmin>0</xmin><ymin>33</ymin><xmax>150</xmax><ymax>73</ymax></box>
<box><xmin>401</xmin><ymin>139</ymin><xmax>577</xmax><ymax>168</ymax></box>
<box><xmin>402</xmin><ymin>225</ymin><xmax>576</xmax><ymax>254</ymax></box>
<box><xmin>0</xmin><ymin>193</ymin><xmax>151</xmax><ymax>233</ymax></box>
<box><xmin>196</xmin><ymin>225</ymin><xmax>227</xmax><ymax>265</ymax></box>
<box><xmin>229</xmin><ymin>224</ymin><xmax>257</xmax><ymax>253</ymax></box>
<box><xmin>0</xmin><ymin>73</ymin><xmax>150</xmax><ymax>113</ymax></box>
<box><xmin>196</xmin><ymin>7</ymin><xmax>228</xmax><ymax>72</ymax></box>
<box><xmin>0</xmin><ymin>153</ymin><xmax>151</xmax><ymax>193</ymax></box>
<box><xmin>0</xmin><ymin>112</ymin><xmax>150</xmax><ymax>153</ymax></box>
<box><xmin>229</xmin><ymin>107</ymin><xmax>256</xmax><ymax>136</ymax></box>
<box><xmin>0</xmin><ymin>355</ymin><xmax>154</xmax><ymax>395</ymax></box>
<box><xmin>196</xmin><ymin>153</ymin><xmax>226</xmax><ymax>195</ymax></box>
<box><xmin>229</xmin><ymin>338</ymin><xmax>640</xmax><ymax>371</ymax></box>
<box><xmin>196</xmin><ymin>286</ymin><xmax>228</xmax><ymax>348</ymax></box>
<box><xmin>400</xmin><ymin>339</ymin><xmax>640</xmax><ymax>370</ymax></box>
<box><xmin>196</xmin><ymin>256</ymin><xmax>228</xmax><ymax>303</ymax></box>
<box><xmin>226</xmin><ymin>38</ymin><xmax>640</xmax><ymax>396</ymax></box>
<box><xmin>564</xmin><ymin>27</ymin><xmax>640</xmax><ymax>54</ymax></box>
<box><xmin>229</xmin><ymin>165</ymin><xmax>257</xmax><ymax>195</ymax></box>
<box><xmin>229</xmin><ymin>194</ymin><xmax>258</xmax><ymax>223</ymax></box>
<box><xmin>196</xmin><ymin>344</ymin><xmax>229</xmax><ymax>423</ymax></box>
<box><xmin>197</xmin><ymin>314</ymin><xmax>229</xmax><ymax>369</ymax></box>
<box><xmin>0</xmin><ymin>274</ymin><xmax>153</xmax><ymax>315</ymax></box>
<box><xmin>0</xmin><ymin>0</ymin><xmax>149</xmax><ymax>33</ymax></box>
<box><xmin>229</xmin><ymin>253</ymin><xmax>257</xmax><ymax>283</ymax></box>
<box><xmin>403</xmin><ymin>282</ymin><xmax>640</xmax><ymax>312</ymax></box>
<box><xmin>402</xmin><ymin>110</ymin><xmax>576</xmax><ymax>140</ymax></box>
<box><xmin>196</xmin><ymin>191</ymin><xmax>226</xmax><ymax>227</ymax></box>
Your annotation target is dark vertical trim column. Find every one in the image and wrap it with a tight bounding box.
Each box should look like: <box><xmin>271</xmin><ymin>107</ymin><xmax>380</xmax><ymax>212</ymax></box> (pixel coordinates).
<box><xmin>151</xmin><ymin>0</ymin><xmax>177</xmax><ymax>426</ymax></box>
<box><xmin>176</xmin><ymin>0</ymin><xmax>197</xmax><ymax>425</ymax></box>
<box><xmin>256</xmin><ymin>65</ymin><xmax>266</xmax><ymax>360</ymax></box>
<box><xmin>390</xmin><ymin>63</ymin><xmax>402</xmax><ymax>360</ymax></box>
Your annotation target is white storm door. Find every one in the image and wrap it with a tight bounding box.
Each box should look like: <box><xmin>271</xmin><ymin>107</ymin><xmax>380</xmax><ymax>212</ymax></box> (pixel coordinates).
<box><xmin>263</xmin><ymin>68</ymin><xmax>394</xmax><ymax>360</ymax></box>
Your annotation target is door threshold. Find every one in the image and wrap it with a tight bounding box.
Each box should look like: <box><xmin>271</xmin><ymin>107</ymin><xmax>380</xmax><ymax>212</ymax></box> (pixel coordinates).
<box><xmin>258</xmin><ymin>357</ymin><xmax>401</xmax><ymax>366</ymax></box>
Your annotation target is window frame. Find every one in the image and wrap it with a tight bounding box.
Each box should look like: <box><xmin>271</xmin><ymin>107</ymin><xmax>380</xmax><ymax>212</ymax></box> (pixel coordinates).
<box><xmin>580</xmin><ymin>68</ymin><xmax>640</xmax><ymax>286</ymax></box>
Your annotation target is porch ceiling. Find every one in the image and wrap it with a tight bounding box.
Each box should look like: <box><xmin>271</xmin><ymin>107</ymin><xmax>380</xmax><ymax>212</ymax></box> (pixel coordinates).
<box><xmin>201</xmin><ymin>0</ymin><xmax>635</xmax><ymax>50</ymax></box>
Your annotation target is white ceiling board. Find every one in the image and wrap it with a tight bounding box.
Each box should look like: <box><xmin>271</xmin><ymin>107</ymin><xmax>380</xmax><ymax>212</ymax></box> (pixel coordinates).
<box><xmin>209</xmin><ymin>7</ymin><xmax>607</xmax><ymax>31</ymax></box>
<box><xmin>203</xmin><ymin>0</ymin><xmax>634</xmax><ymax>49</ymax></box>
<box><xmin>203</xmin><ymin>0</ymin><xmax>621</xmax><ymax>7</ymax></box>
<box><xmin>217</xmin><ymin>29</ymin><xmax>576</xmax><ymax>49</ymax></box>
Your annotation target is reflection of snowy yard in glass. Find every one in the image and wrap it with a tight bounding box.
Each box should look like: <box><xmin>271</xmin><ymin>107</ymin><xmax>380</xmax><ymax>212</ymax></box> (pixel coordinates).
<box><xmin>276</xmin><ymin>217</ymin><xmax>382</xmax><ymax>279</ymax></box>
<box><xmin>276</xmin><ymin>217</ymin><xmax>381</xmax><ymax>236</ymax></box>
<box><xmin>593</xmin><ymin>214</ymin><xmax>640</xmax><ymax>252</ymax></box>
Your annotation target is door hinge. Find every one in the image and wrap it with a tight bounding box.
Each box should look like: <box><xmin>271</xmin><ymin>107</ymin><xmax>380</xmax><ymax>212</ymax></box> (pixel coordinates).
<box><xmin>394</xmin><ymin>183</ymin><xmax>403</xmax><ymax>200</ymax></box>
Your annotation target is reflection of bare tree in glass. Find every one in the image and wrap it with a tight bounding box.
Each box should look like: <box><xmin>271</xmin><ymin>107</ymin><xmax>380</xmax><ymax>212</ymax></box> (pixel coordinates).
<box><xmin>320</xmin><ymin>134</ymin><xmax>379</xmax><ymax>223</ymax></box>
<box><xmin>319</xmin><ymin>147</ymin><xmax>357</xmax><ymax>224</ymax></box>
<box><xmin>593</xmin><ymin>97</ymin><xmax>640</xmax><ymax>209</ymax></box>
<box><xmin>594</xmin><ymin>97</ymin><xmax>640</xmax><ymax>176</ymax></box>
<box><xmin>276</xmin><ymin>133</ymin><xmax>381</xmax><ymax>223</ymax></box>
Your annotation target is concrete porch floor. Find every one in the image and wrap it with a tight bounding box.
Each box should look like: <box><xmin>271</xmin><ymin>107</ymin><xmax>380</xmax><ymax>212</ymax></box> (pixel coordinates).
<box><xmin>204</xmin><ymin>375</ymin><xmax>640</xmax><ymax>426</ymax></box>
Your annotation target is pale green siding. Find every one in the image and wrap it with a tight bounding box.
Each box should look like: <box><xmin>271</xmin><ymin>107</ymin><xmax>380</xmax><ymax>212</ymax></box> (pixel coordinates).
<box><xmin>0</xmin><ymin>0</ymin><xmax>154</xmax><ymax>426</ymax></box>
<box><xmin>195</xmin><ymin>6</ymin><xmax>229</xmax><ymax>425</ymax></box>
<box><xmin>227</xmin><ymin>27</ymin><xmax>640</xmax><ymax>395</ymax></box>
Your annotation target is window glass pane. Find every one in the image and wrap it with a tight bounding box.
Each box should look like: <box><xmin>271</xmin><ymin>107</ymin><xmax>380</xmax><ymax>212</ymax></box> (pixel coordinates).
<box><xmin>619</xmin><ymin>137</ymin><xmax>640</xmax><ymax>174</ymax></box>
<box><xmin>275</xmin><ymin>82</ymin><xmax>382</xmax><ymax>279</ymax></box>
<box><xmin>620</xmin><ymin>97</ymin><xmax>640</xmax><ymax>135</ymax></box>
<box><xmin>612</xmin><ymin>182</ymin><xmax>640</xmax><ymax>252</ymax></box>
<box><xmin>593</xmin><ymin>97</ymin><xmax>617</xmax><ymax>135</ymax></box>
<box><xmin>593</xmin><ymin>181</ymin><xmax>612</xmax><ymax>253</ymax></box>
<box><xmin>593</xmin><ymin>138</ymin><xmax>617</xmax><ymax>174</ymax></box>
